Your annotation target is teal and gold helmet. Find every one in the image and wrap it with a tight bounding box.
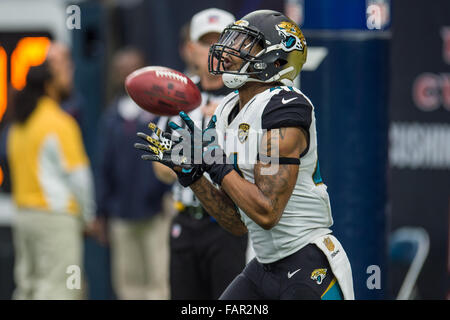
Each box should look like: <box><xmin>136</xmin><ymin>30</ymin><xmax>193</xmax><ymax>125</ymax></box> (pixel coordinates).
<box><xmin>208</xmin><ymin>10</ymin><xmax>307</xmax><ymax>89</ymax></box>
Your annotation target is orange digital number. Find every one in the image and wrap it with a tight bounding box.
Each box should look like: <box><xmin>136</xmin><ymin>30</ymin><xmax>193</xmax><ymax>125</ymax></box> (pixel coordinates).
<box><xmin>11</xmin><ymin>37</ymin><xmax>51</xmax><ymax>90</ymax></box>
<box><xmin>0</xmin><ymin>46</ymin><xmax>6</xmax><ymax>122</ymax></box>
<box><xmin>0</xmin><ymin>36</ymin><xmax>50</xmax><ymax>186</ymax></box>
<box><xmin>0</xmin><ymin>47</ymin><xmax>6</xmax><ymax>186</ymax></box>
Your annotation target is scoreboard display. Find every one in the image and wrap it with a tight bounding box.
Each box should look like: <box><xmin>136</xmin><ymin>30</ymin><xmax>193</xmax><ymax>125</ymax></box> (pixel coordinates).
<box><xmin>0</xmin><ymin>32</ymin><xmax>52</xmax><ymax>186</ymax></box>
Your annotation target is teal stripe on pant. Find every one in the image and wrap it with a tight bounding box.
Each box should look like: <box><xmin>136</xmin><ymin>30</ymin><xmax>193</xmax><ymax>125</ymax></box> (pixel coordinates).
<box><xmin>321</xmin><ymin>279</ymin><xmax>344</xmax><ymax>300</ymax></box>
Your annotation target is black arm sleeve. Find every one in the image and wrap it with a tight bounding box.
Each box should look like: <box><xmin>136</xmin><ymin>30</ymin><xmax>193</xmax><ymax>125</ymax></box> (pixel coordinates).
<box><xmin>261</xmin><ymin>91</ymin><xmax>313</xmax><ymax>131</ymax></box>
<box><xmin>261</xmin><ymin>91</ymin><xmax>312</xmax><ymax>157</ymax></box>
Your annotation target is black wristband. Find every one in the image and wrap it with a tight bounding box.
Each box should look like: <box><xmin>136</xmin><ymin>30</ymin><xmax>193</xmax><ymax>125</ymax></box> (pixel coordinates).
<box><xmin>207</xmin><ymin>163</ymin><xmax>235</xmax><ymax>186</ymax></box>
<box><xmin>176</xmin><ymin>166</ymin><xmax>204</xmax><ymax>187</ymax></box>
<box><xmin>257</xmin><ymin>154</ymin><xmax>301</xmax><ymax>165</ymax></box>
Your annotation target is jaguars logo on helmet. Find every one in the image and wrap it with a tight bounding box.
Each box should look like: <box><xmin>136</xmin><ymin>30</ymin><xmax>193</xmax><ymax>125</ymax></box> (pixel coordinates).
<box><xmin>275</xmin><ymin>21</ymin><xmax>306</xmax><ymax>52</ymax></box>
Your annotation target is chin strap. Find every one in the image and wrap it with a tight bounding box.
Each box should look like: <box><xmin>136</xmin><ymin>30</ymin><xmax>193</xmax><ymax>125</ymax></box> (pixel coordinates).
<box><xmin>222</xmin><ymin>64</ymin><xmax>295</xmax><ymax>89</ymax></box>
<box><xmin>222</xmin><ymin>48</ymin><xmax>266</xmax><ymax>89</ymax></box>
<box><xmin>222</xmin><ymin>60</ymin><xmax>252</xmax><ymax>89</ymax></box>
<box><xmin>222</xmin><ymin>73</ymin><xmax>248</xmax><ymax>89</ymax></box>
<box><xmin>265</xmin><ymin>66</ymin><xmax>295</xmax><ymax>83</ymax></box>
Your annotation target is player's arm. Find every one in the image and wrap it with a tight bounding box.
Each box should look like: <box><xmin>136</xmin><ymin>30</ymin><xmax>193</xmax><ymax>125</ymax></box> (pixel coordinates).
<box><xmin>133</xmin><ymin>115</ymin><xmax>247</xmax><ymax>235</ymax></box>
<box><xmin>190</xmin><ymin>177</ymin><xmax>248</xmax><ymax>236</ymax></box>
<box><xmin>220</xmin><ymin>127</ymin><xmax>306</xmax><ymax>230</ymax></box>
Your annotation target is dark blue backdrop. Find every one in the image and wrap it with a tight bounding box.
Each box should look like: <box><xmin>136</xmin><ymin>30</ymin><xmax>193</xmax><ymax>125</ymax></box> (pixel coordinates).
<box><xmin>301</xmin><ymin>0</ymin><xmax>390</xmax><ymax>299</ymax></box>
<box><xmin>301</xmin><ymin>34</ymin><xmax>390</xmax><ymax>299</ymax></box>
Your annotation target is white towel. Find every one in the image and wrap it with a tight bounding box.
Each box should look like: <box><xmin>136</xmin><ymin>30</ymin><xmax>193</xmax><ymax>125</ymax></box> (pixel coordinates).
<box><xmin>312</xmin><ymin>234</ymin><xmax>355</xmax><ymax>300</ymax></box>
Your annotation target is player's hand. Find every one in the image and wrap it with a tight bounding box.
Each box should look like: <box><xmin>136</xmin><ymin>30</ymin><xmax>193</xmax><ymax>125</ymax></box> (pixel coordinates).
<box><xmin>168</xmin><ymin>111</ymin><xmax>208</xmax><ymax>163</ymax></box>
<box><xmin>168</xmin><ymin>111</ymin><xmax>219</xmax><ymax>166</ymax></box>
<box><xmin>172</xmin><ymin>112</ymin><xmax>234</xmax><ymax>185</ymax></box>
<box><xmin>135</xmin><ymin>122</ymin><xmax>183</xmax><ymax>166</ymax></box>
<box><xmin>134</xmin><ymin>122</ymin><xmax>204</xmax><ymax>187</ymax></box>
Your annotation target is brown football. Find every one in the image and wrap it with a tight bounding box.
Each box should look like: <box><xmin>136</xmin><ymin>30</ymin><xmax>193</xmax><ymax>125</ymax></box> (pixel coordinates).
<box><xmin>125</xmin><ymin>66</ymin><xmax>201</xmax><ymax>116</ymax></box>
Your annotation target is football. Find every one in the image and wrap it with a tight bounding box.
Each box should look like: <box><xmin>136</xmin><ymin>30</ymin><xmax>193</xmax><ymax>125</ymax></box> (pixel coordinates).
<box><xmin>125</xmin><ymin>66</ymin><xmax>201</xmax><ymax>116</ymax></box>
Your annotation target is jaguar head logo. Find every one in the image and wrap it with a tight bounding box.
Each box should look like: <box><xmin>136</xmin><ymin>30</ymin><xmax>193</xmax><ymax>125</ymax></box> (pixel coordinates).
<box><xmin>275</xmin><ymin>21</ymin><xmax>306</xmax><ymax>52</ymax></box>
<box><xmin>311</xmin><ymin>268</ymin><xmax>327</xmax><ymax>285</ymax></box>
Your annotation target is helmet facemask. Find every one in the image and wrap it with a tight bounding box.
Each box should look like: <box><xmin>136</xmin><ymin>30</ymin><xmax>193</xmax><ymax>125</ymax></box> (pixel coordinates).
<box><xmin>209</xmin><ymin>25</ymin><xmax>267</xmax><ymax>88</ymax></box>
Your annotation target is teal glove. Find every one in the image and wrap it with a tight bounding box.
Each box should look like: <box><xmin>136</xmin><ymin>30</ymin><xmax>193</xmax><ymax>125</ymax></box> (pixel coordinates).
<box><xmin>170</xmin><ymin>111</ymin><xmax>235</xmax><ymax>185</ymax></box>
<box><xmin>134</xmin><ymin>122</ymin><xmax>204</xmax><ymax>187</ymax></box>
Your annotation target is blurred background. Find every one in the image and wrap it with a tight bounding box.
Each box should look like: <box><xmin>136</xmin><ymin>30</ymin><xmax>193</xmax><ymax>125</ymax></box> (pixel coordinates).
<box><xmin>0</xmin><ymin>0</ymin><xmax>448</xmax><ymax>300</ymax></box>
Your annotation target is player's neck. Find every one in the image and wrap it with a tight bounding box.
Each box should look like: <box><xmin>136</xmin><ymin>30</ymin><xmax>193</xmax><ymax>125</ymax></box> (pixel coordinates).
<box><xmin>238</xmin><ymin>83</ymin><xmax>273</xmax><ymax>110</ymax></box>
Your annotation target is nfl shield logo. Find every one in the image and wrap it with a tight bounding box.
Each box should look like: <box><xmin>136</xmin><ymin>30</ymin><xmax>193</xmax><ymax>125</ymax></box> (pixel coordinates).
<box><xmin>323</xmin><ymin>237</ymin><xmax>335</xmax><ymax>252</ymax></box>
<box><xmin>238</xmin><ymin>123</ymin><xmax>250</xmax><ymax>143</ymax></box>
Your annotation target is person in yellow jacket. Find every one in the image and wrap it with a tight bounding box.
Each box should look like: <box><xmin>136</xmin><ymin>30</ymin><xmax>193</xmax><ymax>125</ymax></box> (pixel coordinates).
<box><xmin>7</xmin><ymin>43</ymin><xmax>96</xmax><ymax>300</ymax></box>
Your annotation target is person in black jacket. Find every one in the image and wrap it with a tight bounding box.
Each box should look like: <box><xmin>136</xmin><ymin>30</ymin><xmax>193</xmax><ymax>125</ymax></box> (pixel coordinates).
<box><xmin>95</xmin><ymin>48</ymin><xmax>172</xmax><ymax>299</ymax></box>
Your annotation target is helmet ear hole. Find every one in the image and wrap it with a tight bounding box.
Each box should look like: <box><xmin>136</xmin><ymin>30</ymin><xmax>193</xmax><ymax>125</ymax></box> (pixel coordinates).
<box><xmin>257</xmin><ymin>39</ymin><xmax>265</xmax><ymax>49</ymax></box>
<box><xmin>276</xmin><ymin>59</ymin><xmax>287</xmax><ymax>67</ymax></box>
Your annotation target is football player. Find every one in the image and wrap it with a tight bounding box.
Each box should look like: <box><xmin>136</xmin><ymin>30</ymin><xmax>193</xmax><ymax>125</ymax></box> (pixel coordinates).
<box><xmin>135</xmin><ymin>10</ymin><xmax>354</xmax><ymax>300</ymax></box>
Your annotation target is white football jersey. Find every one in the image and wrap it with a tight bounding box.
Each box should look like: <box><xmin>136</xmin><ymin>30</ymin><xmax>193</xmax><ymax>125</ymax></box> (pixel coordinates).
<box><xmin>214</xmin><ymin>86</ymin><xmax>333</xmax><ymax>263</ymax></box>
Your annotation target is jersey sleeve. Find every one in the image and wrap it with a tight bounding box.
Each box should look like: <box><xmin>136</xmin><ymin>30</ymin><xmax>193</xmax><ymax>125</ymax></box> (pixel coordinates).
<box><xmin>261</xmin><ymin>90</ymin><xmax>313</xmax><ymax>132</ymax></box>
